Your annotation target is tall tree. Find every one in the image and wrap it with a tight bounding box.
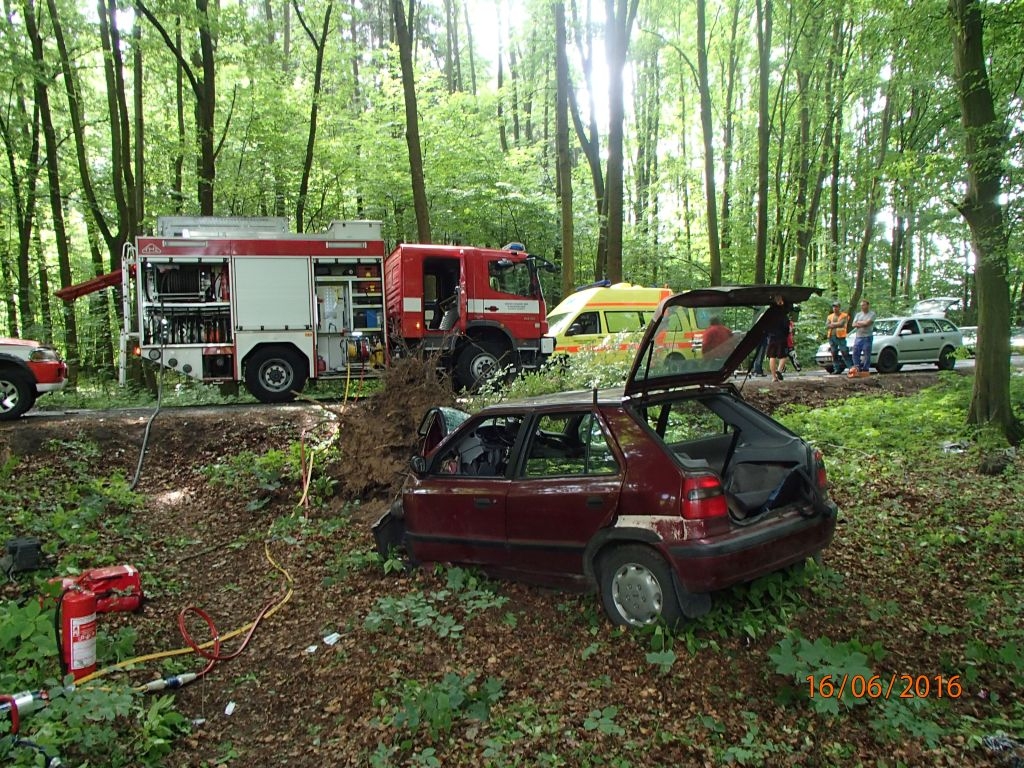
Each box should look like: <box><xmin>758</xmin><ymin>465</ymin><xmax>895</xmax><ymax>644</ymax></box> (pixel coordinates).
<box><xmin>24</xmin><ymin>0</ymin><xmax>79</xmax><ymax>381</ymax></box>
<box><xmin>554</xmin><ymin>1</ymin><xmax>574</xmax><ymax>295</ymax></box>
<box><xmin>137</xmin><ymin>0</ymin><xmax>219</xmax><ymax>214</ymax></box>
<box><xmin>696</xmin><ymin>0</ymin><xmax>721</xmax><ymax>285</ymax></box>
<box><xmin>602</xmin><ymin>0</ymin><xmax>639</xmax><ymax>284</ymax></box>
<box><xmin>0</xmin><ymin>79</ymin><xmax>42</xmax><ymax>338</ymax></box>
<box><xmin>567</xmin><ymin>0</ymin><xmax>607</xmax><ymax>279</ymax></box>
<box><xmin>753</xmin><ymin>0</ymin><xmax>772</xmax><ymax>284</ymax></box>
<box><xmin>293</xmin><ymin>0</ymin><xmax>333</xmax><ymax>233</ymax></box>
<box><xmin>392</xmin><ymin>0</ymin><xmax>431</xmax><ymax>242</ymax></box>
<box><xmin>948</xmin><ymin>0</ymin><xmax>1021</xmax><ymax>444</ymax></box>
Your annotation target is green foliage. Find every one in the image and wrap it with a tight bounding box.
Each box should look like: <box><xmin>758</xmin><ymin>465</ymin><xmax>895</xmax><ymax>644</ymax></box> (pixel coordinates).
<box><xmin>715</xmin><ymin>710</ymin><xmax>786</xmax><ymax>766</ymax></box>
<box><xmin>203</xmin><ymin>436</ymin><xmax>340</xmax><ymax>510</ymax></box>
<box><xmin>0</xmin><ymin>600</ymin><xmax>189</xmax><ymax>767</ymax></box>
<box><xmin>374</xmin><ymin>672</ymin><xmax>504</xmax><ymax>738</ymax></box>
<box><xmin>468</xmin><ymin>349</ymin><xmax>632</xmax><ymax>410</ymax></box>
<box><xmin>0</xmin><ymin>439</ymin><xmax>142</xmax><ymax>558</ymax></box>
<box><xmin>364</xmin><ymin>568</ymin><xmax>508</xmax><ymax>640</ymax></box>
<box><xmin>583</xmin><ymin>705</ymin><xmax>625</xmax><ymax>736</ymax></box>
<box><xmin>769</xmin><ymin>632</ymin><xmax>881</xmax><ymax>715</ymax></box>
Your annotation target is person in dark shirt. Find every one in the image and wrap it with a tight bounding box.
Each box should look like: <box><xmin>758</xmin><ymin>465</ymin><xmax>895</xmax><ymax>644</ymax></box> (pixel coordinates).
<box><xmin>766</xmin><ymin>295</ymin><xmax>790</xmax><ymax>382</ymax></box>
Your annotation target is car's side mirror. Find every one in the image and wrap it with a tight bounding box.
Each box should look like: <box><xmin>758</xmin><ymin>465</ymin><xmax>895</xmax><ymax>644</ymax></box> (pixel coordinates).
<box><xmin>899</xmin><ymin>328</ymin><xmax>914</xmax><ymax>336</ymax></box>
<box><xmin>567</xmin><ymin>323</ymin><xmax>582</xmax><ymax>337</ymax></box>
<box><xmin>410</xmin><ymin>455</ymin><xmax>427</xmax><ymax>475</ymax></box>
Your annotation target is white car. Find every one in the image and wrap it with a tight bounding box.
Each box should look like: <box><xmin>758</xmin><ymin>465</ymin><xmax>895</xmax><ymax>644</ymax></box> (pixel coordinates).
<box><xmin>815</xmin><ymin>315</ymin><xmax>962</xmax><ymax>373</ymax></box>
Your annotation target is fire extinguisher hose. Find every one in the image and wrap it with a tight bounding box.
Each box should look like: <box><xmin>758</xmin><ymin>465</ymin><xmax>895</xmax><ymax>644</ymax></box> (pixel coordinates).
<box><xmin>73</xmin><ymin>540</ymin><xmax>294</xmax><ymax>689</ymax></box>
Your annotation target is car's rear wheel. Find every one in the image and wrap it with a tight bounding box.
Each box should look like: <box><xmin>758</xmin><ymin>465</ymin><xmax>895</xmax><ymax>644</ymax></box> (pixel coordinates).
<box><xmin>937</xmin><ymin>346</ymin><xmax>956</xmax><ymax>371</ymax></box>
<box><xmin>876</xmin><ymin>347</ymin><xmax>899</xmax><ymax>374</ymax></box>
<box><xmin>0</xmin><ymin>367</ymin><xmax>35</xmax><ymax>421</ymax></box>
<box><xmin>598</xmin><ymin>545</ymin><xmax>683</xmax><ymax>628</ymax></box>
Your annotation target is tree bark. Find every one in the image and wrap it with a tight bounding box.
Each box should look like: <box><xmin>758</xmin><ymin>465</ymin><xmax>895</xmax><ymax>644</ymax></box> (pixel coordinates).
<box><xmin>554</xmin><ymin>2</ymin><xmax>574</xmax><ymax>296</ymax></box>
<box><xmin>949</xmin><ymin>0</ymin><xmax>1021</xmax><ymax>443</ymax></box>
<box><xmin>393</xmin><ymin>0</ymin><xmax>431</xmax><ymax>243</ymax></box>
<box><xmin>603</xmin><ymin>0</ymin><xmax>639</xmax><ymax>284</ymax></box>
<box><xmin>24</xmin><ymin>0</ymin><xmax>78</xmax><ymax>382</ymax></box>
<box><xmin>753</xmin><ymin>0</ymin><xmax>772</xmax><ymax>284</ymax></box>
<box><xmin>696</xmin><ymin>0</ymin><xmax>721</xmax><ymax>285</ymax></box>
<box><xmin>293</xmin><ymin>0</ymin><xmax>333</xmax><ymax>233</ymax></box>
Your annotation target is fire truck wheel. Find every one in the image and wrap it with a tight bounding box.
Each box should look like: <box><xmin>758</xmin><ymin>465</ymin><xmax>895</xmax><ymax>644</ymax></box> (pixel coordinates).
<box><xmin>0</xmin><ymin>367</ymin><xmax>35</xmax><ymax>421</ymax></box>
<box><xmin>455</xmin><ymin>340</ymin><xmax>508</xmax><ymax>390</ymax></box>
<box><xmin>245</xmin><ymin>347</ymin><xmax>308</xmax><ymax>403</ymax></box>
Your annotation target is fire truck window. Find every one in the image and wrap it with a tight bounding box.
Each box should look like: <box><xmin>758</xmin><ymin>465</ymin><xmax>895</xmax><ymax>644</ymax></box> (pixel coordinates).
<box><xmin>488</xmin><ymin>260</ymin><xmax>533</xmax><ymax>298</ymax></box>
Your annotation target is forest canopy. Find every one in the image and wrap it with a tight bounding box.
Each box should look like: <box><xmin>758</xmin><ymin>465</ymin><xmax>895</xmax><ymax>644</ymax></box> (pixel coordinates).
<box><xmin>1</xmin><ymin>0</ymin><xmax>1022</xmax><ymax>367</ymax></box>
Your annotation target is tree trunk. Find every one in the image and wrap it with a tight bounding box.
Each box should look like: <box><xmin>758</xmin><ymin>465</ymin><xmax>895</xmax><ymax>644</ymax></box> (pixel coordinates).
<box><xmin>0</xmin><ymin>84</ymin><xmax>41</xmax><ymax>337</ymax></box>
<box><xmin>567</xmin><ymin>0</ymin><xmax>607</xmax><ymax>279</ymax></box>
<box><xmin>393</xmin><ymin>0</ymin><xmax>431</xmax><ymax>243</ymax></box>
<box><xmin>850</xmin><ymin>90</ymin><xmax>893</xmax><ymax>314</ymax></box>
<box><xmin>554</xmin><ymin>2</ymin><xmax>574</xmax><ymax>296</ymax></box>
<box><xmin>293</xmin><ymin>0</ymin><xmax>333</xmax><ymax>233</ymax></box>
<box><xmin>603</xmin><ymin>0</ymin><xmax>638</xmax><ymax>285</ymax></box>
<box><xmin>753</xmin><ymin>0</ymin><xmax>772</xmax><ymax>284</ymax></box>
<box><xmin>24</xmin><ymin>0</ymin><xmax>78</xmax><ymax>382</ymax></box>
<box><xmin>719</xmin><ymin>0</ymin><xmax>741</xmax><ymax>268</ymax></box>
<box><xmin>949</xmin><ymin>0</ymin><xmax>1021</xmax><ymax>443</ymax></box>
<box><xmin>696</xmin><ymin>0</ymin><xmax>721</xmax><ymax>285</ymax></box>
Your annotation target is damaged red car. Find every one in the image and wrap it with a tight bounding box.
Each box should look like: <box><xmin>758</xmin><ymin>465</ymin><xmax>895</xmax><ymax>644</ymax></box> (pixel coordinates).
<box><xmin>374</xmin><ymin>286</ymin><xmax>838</xmax><ymax>627</ymax></box>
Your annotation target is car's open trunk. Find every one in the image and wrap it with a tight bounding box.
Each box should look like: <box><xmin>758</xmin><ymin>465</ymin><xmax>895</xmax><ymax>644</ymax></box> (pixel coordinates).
<box><xmin>634</xmin><ymin>389</ymin><xmax>823</xmax><ymax>522</ymax></box>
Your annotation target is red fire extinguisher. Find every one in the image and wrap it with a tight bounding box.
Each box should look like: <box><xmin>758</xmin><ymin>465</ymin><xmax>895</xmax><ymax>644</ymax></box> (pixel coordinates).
<box><xmin>59</xmin><ymin>588</ymin><xmax>97</xmax><ymax>681</ymax></box>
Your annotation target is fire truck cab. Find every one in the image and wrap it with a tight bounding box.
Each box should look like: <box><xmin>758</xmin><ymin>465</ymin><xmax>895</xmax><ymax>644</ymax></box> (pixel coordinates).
<box><xmin>385</xmin><ymin>243</ymin><xmax>556</xmax><ymax>389</ymax></box>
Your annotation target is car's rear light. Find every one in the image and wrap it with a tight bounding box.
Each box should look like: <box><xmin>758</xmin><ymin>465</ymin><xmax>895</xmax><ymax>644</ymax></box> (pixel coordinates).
<box><xmin>813</xmin><ymin>449</ymin><xmax>828</xmax><ymax>490</ymax></box>
<box><xmin>29</xmin><ymin>348</ymin><xmax>59</xmax><ymax>362</ymax></box>
<box><xmin>681</xmin><ymin>472</ymin><xmax>728</xmax><ymax>520</ymax></box>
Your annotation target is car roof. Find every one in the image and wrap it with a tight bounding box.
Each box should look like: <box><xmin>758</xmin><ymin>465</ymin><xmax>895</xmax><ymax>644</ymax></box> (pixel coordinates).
<box><xmin>480</xmin><ymin>387</ymin><xmax>628</xmax><ymax>412</ymax></box>
<box><xmin>0</xmin><ymin>338</ymin><xmax>42</xmax><ymax>348</ymax></box>
<box><xmin>877</xmin><ymin>315</ymin><xmax>956</xmax><ymax>324</ymax></box>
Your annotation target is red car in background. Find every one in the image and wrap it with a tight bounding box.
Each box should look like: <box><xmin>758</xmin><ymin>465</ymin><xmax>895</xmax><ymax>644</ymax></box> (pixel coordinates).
<box><xmin>0</xmin><ymin>338</ymin><xmax>68</xmax><ymax>420</ymax></box>
<box><xmin>374</xmin><ymin>286</ymin><xmax>838</xmax><ymax>627</ymax></box>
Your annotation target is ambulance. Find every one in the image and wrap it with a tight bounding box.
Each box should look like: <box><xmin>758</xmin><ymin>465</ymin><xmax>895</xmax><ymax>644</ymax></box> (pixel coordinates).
<box><xmin>546</xmin><ymin>283</ymin><xmax>673</xmax><ymax>355</ymax></box>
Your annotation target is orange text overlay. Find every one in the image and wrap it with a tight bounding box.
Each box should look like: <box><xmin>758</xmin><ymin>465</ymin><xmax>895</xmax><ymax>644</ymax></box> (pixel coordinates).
<box><xmin>806</xmin><ymin>674</ymin><xmax>963</xmax><ymax>700</ymax></box>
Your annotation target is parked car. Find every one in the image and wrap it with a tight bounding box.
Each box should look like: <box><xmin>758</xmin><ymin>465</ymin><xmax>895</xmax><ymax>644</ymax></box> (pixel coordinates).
<box><xmin>374</xmin><ymin>286</ymin><xmax>838</xmax><ymax>627</ymax></box>
<box><xmin>960</xmin><ymin>326</ymin><xmax>977</xmax><ymax>356</ymax></box>
<box><xmin>910</xmin><ymin>296</ymin><xmax>962</xmax><ymax>317</ymax></box>
<box><xmin>1012</xmin><ymin>327</ymin><xmax>1024</xmax><ymax>354</ymax></box>
<box><xmin>0</xmin><ymin>338</ymin><xmax>68</xmax><ymax>420</ymax></box>
<box><xmin>815</xmin><ymin>315</ymin><xmax>962</xmax><ymax>373</ymax></box>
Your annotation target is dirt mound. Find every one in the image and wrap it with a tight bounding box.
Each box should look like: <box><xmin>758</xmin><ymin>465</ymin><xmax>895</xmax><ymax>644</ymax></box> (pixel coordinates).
<box><xmin>325</xmin><ymin>356</ymin><xmax>456</xmax><ymax>503</ymax></box>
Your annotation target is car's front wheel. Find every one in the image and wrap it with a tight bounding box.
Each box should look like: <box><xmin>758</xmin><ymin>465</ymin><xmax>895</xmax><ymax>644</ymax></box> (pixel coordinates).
<box><xmin>0</xmin><ymin>367</ymin><xmax>35</xmax><ymax>421</ymax></box>
<box><xmin>598</xmin><ymin>545</ymin><xmax>683</xmax><ymax>628</ymax></box>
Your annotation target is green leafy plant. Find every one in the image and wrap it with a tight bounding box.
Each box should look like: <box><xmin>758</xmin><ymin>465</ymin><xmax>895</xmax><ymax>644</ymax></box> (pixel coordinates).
<box><xmin>376</xmin><ymin>672</ymin><xmax>504</xmax><ymax>738</ymax></box>
<box><xmin>583</xmin><ymin>705</ymin><xmax>625</xmax><ymax>736</ymax></box>
<box><xmin>769</xmin><ymin>632</ymin><xmax>879</xmax><ymax>715</ymax></box>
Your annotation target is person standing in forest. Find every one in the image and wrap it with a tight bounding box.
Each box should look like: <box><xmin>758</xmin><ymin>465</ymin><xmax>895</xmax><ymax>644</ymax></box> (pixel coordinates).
<box><xmin>850</xmin><ymin>299</ymin><xmax>876</xmax><ymax>377</ymax></box>
<box><xmin>767</xmin><ymin>295</ymin><xmax>790</xmax><ymax>382</ymax></box>
<box><xmin>825</xmin><ymin>300</ymin><xmax>853</xmax><ymax>374</ymax></box>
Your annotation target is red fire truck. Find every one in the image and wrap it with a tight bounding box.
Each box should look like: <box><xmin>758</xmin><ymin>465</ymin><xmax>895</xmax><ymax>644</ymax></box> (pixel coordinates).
<box><xmin>57</xmin><ymin>217</ymin><xmax>557</xmax><ymax>401</ymax></box>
